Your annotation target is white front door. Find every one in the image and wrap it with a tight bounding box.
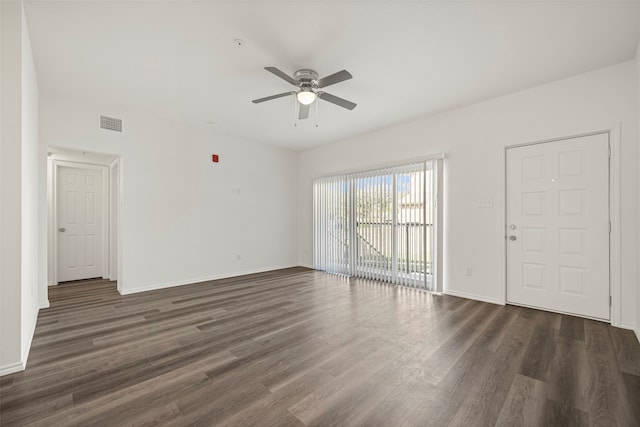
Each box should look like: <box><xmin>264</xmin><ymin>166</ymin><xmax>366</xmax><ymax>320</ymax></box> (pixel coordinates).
<box><xmin>57</xmin><ymin>166</ymin><xmax>104</xmax><ymax>282</ymax></box>
<box><xmin>506</xmin><ymin>133</ymin><xmax>610</xmax><ymax>320</ymax></box>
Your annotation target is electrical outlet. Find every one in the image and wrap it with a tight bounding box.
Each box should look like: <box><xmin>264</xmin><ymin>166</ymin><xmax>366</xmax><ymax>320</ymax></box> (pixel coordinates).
<box><xmin>236</xmin><ymin>254</ymin><xmax>242</xmax><ymax>261</ymax></box>
<box><xmin>466</xmin><ymin>267</ymin><xmax>472</xmax><ymax>277</ymax></box>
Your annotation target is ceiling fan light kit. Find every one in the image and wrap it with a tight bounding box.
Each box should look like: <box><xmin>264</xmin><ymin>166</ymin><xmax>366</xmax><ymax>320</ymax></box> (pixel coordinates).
<box><xmin>296</xmin><ymin>89</ymin><xmax>316</xmax><ymax>105</ymax></box>
<box><xmin>252</xmin><ymin>66</ymin><xmax>356</xmax><ymax>120</ymax></box>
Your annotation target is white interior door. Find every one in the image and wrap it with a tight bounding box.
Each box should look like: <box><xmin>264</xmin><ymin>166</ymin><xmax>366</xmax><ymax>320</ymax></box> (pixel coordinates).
<box><xmin>57</xmin><ymin>166</ymin><xmax>104</xmax><ymax>282</ymax></box>
<box><xmin>506</xmin><ymin>133</ymin><xmax>610</xmax><ymax>320</ymax></box>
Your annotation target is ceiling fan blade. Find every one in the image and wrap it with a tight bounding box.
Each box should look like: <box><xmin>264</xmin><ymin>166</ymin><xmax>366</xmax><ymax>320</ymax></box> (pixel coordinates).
<box><xmin>252</xmin><ymin>91</ymin><xmax>295</xmax><ymax>104</ymax></box>
<box><xmin>317</xmin><ymin>92</ymin><xmax>357</xmax><ymax>110</ymax></box>
<box><xmin>264</xmin><ymin>67</ymin><xmax>299</xmax><ymax>86</ymax></box>
<box><xmin>316</xmin><ymin>70</ymin><xmax>352</xmax><ymax>88</ymax></box>
<box><xmin>299</xmin><ymin>103</ymin><xmax>310</xmax><ymax>120</ymax></box>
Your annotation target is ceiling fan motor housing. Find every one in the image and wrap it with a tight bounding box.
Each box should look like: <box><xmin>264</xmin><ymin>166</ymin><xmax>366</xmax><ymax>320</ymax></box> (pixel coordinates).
<box><xmin>294</xmin><ymin>69</ymin><xmax>319</xmax><ymax>87</ymax></box>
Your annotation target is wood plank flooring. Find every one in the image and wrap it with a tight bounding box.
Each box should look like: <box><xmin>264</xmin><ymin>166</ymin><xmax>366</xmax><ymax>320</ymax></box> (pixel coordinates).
<box><xmin>1</xmin><ymin>267</ymin><xmax>639</xmax><ymax>426</ymax></box>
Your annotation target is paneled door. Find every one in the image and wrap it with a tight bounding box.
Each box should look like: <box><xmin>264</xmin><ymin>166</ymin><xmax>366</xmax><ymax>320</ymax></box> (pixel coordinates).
<box><xmin>506</xmin><ymin>134</ymin><xmax>609</xmax><ymax>320</ymax></box>
<box><xmin>57</xmin><ymin>166</ymin><xmax>104</xmax><ymax>282</ymax></box>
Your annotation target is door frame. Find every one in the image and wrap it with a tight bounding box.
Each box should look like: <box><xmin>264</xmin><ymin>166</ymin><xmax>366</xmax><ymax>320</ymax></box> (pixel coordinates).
<box><xmin>501</xmin><ymin>124</ymin><xmax>621</xmax><ymax>326</ymax></box>
<box><xmin>109</xmin><ymin>156</ymin><xmax>124</xmax><ymax>294</ymax></box>
<box><xmin>49</xmin><ymin>160</ymin><xmax>110</xmax><ymax>285</ymax></box>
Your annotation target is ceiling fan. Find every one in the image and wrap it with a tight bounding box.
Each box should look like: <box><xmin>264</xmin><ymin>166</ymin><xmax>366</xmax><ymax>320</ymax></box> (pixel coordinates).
<box><xmin>252</xmin><ymin>67</ymin><xmax>357</xmax><ymax>120</ymax></box>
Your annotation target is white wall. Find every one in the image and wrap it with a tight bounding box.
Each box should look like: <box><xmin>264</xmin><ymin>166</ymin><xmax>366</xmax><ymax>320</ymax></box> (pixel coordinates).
<box><xmin>40</xmin><ymin>93</ymin><xmax>299</xmax><ymax>295</ymax></box>
<box><xmin>21</xmin><ymin>3</ymin><xmax>41</xmax><ymax>360</ymax></box>
<box><xmin>298</xmin><ymin>61</ymin><xmax>638</xmax><ymax>327</ymax></box>
<box><xmin>0</xmin><ymin>0</ymin><xmax>24</xmax><ymax>374</ymax></box>
<box><xmin>636</xmin><ymin>41</ymin><xmax>640</xmax><ymax>341</ymax></box>
<box><xmin>0</xmin><ymin>0</ymin><xmax>41</xmax><ymax>375</ymax></box>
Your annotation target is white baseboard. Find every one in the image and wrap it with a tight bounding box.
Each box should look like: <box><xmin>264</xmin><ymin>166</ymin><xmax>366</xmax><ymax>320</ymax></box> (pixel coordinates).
<box><xmin>443</xmin><ymin>289</ymin><xmax>503</xmax><ymax>305</ymax></box>
<box><xmin>618</xmin><ymin>322</ymin><xmax>636</xmax><ymax>330</ymax></box>
<box><xmin>1</xmin><ymin>305</ymin><xmax>40</xmax><ymax>377</ymax></box>
<box><xmin>21</xmin><ymin>306</ymin><xmax>40</xmax><ymax>369</ymax></box>
<box><xmin>618</xmin><ymin>322</ymin><xmax>638</xmax><ymax>331</ymax></box>
<box><xmin>617</xmin><ymin>323</ymin><xmax>640</xmax><ymax>344</ymax></box>
<box><xmin>0</xmin><ymin>361</ymin><xmax>26</xmax><ymax>376</ymax></box>
<box><xmin>40</xmin><ymin>281</ymin><xmax>50</xmax><ymax>309</ymax></box>
<box><xmin>120</xmin><ymin>264</ymin><xmax>300</xmax><ymax>295</ymax></box>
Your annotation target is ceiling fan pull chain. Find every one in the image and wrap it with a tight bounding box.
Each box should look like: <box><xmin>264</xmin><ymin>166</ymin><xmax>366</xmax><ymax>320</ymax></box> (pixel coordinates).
<box><xmin>293</xmin><ymin>95</ymin><xmax>297</xmax><ymax>127</ymax></box>
<box><xmin>315</xmin><ymin>98</ymin><xmax>319</xmax><ymax>128</ymax></box>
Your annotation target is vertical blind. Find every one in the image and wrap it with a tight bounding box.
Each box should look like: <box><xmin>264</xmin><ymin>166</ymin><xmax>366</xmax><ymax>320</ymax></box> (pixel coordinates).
<box><xmin>313</xmin><ymin>159</ymin><xmax>439</xmax><ymax>290</ymax></box>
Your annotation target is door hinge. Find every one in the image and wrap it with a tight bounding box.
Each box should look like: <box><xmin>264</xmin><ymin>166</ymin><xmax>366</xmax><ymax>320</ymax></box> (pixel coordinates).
<box><xmin>609</xmin><ymin>221</ymin><xmax>612</xmax><ymax>233</ymax></box>
<box><xmin>610</xmin><ymin>295</ymin><xmax>612</xmax><ymax>306</ymax></box>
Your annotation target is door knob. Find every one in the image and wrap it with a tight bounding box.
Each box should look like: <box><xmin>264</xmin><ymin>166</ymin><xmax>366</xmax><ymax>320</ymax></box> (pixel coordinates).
<box><xmin>58</xmin><ymin>227</ymin><xmax>66</xmax><ymax>232</ymax></box>
<box><xmin>509</xmin><ymin>235</ymin><xmax>517</xmax><ymax>241</ymax></box>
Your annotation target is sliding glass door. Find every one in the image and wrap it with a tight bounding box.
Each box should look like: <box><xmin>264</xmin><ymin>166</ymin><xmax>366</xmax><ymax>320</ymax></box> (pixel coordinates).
<box><xmin>313</xmin><ymin>159</ymin><xmax>441</xmax><ymax>291</ymax></box>
<box><xmin>351</xmin><ymin>169</ymin><xmax>393</xmax><ymax>282</ymax></box>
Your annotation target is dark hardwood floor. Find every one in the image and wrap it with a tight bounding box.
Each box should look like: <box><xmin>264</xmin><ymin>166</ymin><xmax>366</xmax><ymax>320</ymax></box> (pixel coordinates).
<box><xmin>1</xmin><ymin>267</ymin><xmax>639</xmax><ymax>426</ymax></box>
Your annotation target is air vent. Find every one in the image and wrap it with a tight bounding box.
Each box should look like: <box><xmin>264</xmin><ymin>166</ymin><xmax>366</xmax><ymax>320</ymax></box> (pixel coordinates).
<box><xmin>100</xmin><ymin>115</ymin><xmax>122</xmax><ymax>132</ymax></box>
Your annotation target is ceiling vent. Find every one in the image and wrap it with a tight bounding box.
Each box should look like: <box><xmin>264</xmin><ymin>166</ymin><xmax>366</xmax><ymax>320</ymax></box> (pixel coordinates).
<box><xmin>100</xmin><ymin>115</ymin><xmax>122</xmax><ymax>132</ymax></box>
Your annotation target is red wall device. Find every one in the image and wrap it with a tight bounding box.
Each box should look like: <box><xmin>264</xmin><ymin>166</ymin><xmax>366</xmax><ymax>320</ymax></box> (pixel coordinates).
<box><xmin>212</xmin><ymin>154</ymin><xmax>219</xmax><ymax>163</ymax></box>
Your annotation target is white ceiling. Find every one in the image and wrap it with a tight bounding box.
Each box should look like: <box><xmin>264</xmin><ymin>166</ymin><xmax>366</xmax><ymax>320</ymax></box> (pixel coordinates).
<box><xmin>24</xmin><ymin>1</ymin><xmax>640</xmax><ymax>150</ymax></box>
